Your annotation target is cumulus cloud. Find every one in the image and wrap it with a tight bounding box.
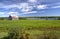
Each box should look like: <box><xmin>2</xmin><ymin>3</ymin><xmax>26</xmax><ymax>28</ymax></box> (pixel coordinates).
<box><xmin>8</xmin><ymin>12</ymin><xmax>16</xmax><ymax>14</ymax></box>
<box><xmin>8</xmin><ymin>12</ymin><xmax>18</xmax><ymax>16</ymax></box>
<box><xmin>0</xmin><ymin>3</ymin><xmax>33</xmax><ymax>12</ymax></box>
<box><xmin>19</xmin><ymin>3</ymin><xmax>33</xmax><ymax>12</ymax></box>
<box><xmin>21</xmin><ymin>6</ymin><xmax>33</xmax><ymax>12</ymax></box>
<box><xmin>37</xmin><ymin>5</ymin><xmax>48</xmax><ymax>9</ymax></box>
<box><xmin>0</xmin><ymin>0</ymin><xmax>60</xmax><ymax>17</ymax></box>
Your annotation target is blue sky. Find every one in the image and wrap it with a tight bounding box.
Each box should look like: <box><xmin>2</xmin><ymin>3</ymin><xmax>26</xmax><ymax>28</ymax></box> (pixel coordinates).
<box><xmin>0</xmin><ymin>0</ymin><xmax>60</xmax><ymax>17</ymax></box>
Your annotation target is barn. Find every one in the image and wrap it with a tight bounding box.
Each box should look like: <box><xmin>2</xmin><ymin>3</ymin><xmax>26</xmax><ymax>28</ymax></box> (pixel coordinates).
<box><xmin>8</xmin><ymin>15</ymin><xmax>19</xmax><ymax>20</ymax></box>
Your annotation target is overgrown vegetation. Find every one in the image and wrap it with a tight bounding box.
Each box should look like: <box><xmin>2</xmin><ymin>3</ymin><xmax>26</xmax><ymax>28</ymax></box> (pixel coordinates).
<box><xmin>0</xmin><ymin>20</ymin><xmax>60</xmax><ymax>39</ymax></box>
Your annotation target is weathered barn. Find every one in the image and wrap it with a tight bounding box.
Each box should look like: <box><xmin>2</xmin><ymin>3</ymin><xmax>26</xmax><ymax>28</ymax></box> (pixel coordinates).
<box><xmin>8</xmin><ymin>15</ymin><xmax>19</xmax><ymax>20</ymax></box>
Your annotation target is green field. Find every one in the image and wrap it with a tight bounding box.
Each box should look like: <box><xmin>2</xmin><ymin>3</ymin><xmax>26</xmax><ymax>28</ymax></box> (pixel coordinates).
<box><xmin>0</xmin><ymin>20</ymin><xmax>60</xmax><ymax>28</ymax></box>
<box><xmin>0</xmin><ymin>20</ymin><xmax>60</xmax><ymax>39</ymax></box>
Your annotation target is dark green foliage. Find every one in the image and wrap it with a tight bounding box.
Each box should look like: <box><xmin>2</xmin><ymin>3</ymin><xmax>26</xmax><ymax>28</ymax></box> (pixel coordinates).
<box><xmin>58</xmin><ymin>17</ymin><xmax>60</xmax><ymax>20</ymax></box>
<box><xmin>1</xmin><ymin>27</ymin><xmax>20</xmax><ymax>39</ymax></box>
<box><xmin>9</xmin><ymin>27</ymin><xmax>20</xmax><ymax>39</ymax></box>
<box><xmin>19</xmin><ymin>17</ymin><xmax>26</xmax><ymax>20</ymax></box>
<box><xmin>8</xmin><ymin>15</ymin><xmax>12</xmax><ymax>20</ymax></box>
<box><xmin>0</xmin><ymin>17</ymin><xmax>4</xmax><ymax>20</ymax></box>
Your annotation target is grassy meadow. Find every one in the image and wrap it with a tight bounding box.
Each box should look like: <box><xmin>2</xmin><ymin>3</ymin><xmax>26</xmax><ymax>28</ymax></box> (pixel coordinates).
<box><xmin>0</xmin><ymin>20</ymin><xmax>60</xmax><ymax>39</ymax></box>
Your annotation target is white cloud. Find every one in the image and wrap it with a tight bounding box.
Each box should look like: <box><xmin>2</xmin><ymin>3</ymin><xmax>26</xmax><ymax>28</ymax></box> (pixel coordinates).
<box><xmin>0</xmin><ymin>3</ymin><xmax>20</xmax><ymax>9</ymax></box>
<box><xmin>28</xmin><ymin>0</ymin><xmax>37</xmax><ymax>3</ymax></box>
<box><xmin>49</xmin><ymin>2</ymin><xmax>60</xmax><ymax>8</ymax></box>
<box><xmin>37</xmin><ymin>5</ymin><xmax>47</xmax><ymax>9</ymax></box>
<box><xmin>19</xmin><ymin>3</ymin><xmax>29</xmax><ymax>8</ymax></box>
<box><xmin>0</xmin><ymin>3</ymin><xmax>33</xmax><ymax>12</ymax></box>
<box><xmin>22</xmin><ymin>11</ymin><xmax>37</xmax><ymax>14</ymax></box>
<box><xmin>8</xmin><ymin>12</ymin><xmax>18</xmax><ymax>16</ymax></box>
<box><xmin>21</xmin><ymin>8</ymin><xmax>29</xmax><ymax>12</ymax></box>
<box><xmin>2</xmin><ymin>4</ymin><xmax>18</xmax><ymax>9</ymax></box>
<box><xmin>52</xmin><ymin>5</ymin><xmax>60</xmax><ymax>8</ymax></box>
<box><xmin>19</xmin><ymin>3</ymin><xmax>33</xmax><ymax>12</ymax></box>
<box><xmin>21</xmin><ymin>6</ymin><xmax>33</xmax><ymax>12</ymax></box>
<box><xmin>1</xmin><ymin>3</ymin><xmax>29</xmax><ymax>9</ymax></box>
<box><xmin>0</xmin><ymin>12</ymin><xmax>5</xmax><ymax>14</ymax></box>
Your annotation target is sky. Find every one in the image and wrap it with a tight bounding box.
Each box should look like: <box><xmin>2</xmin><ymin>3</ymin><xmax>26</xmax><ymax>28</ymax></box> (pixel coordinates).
<box><xmin>0</xmin><ymin>0</ymin><xmax>60</xmax><ymax>17</ymax></box>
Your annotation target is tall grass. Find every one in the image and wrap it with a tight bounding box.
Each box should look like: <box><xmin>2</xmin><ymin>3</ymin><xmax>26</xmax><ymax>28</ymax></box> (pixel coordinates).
<box><xmin>0</xmin><ymin>20</ymin><xmax>60</xmax><ymax>39</ymax></box>
<box><xmin>0</xmin><ymin>20</ymin><xmax>60</xmax><ymax>31</ymax></box>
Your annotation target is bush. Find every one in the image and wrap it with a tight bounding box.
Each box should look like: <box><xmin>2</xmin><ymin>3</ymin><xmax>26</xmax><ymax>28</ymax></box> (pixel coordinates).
<box><xmin>41</xmin><ymin>30</ymin><xmax>58</xmax><ymax>39</ymax></box>
<box><xmin>8</xmin><ymin>27</ymin><xmax>20</xmax><ymax>39</ymax></box>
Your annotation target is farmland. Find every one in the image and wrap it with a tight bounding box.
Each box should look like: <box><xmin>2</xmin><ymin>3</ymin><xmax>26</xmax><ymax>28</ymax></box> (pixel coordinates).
<box><xmin>0</xmin><ymin>20</ymin><xmax>60</xmax><ymax>39</ymax></box>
